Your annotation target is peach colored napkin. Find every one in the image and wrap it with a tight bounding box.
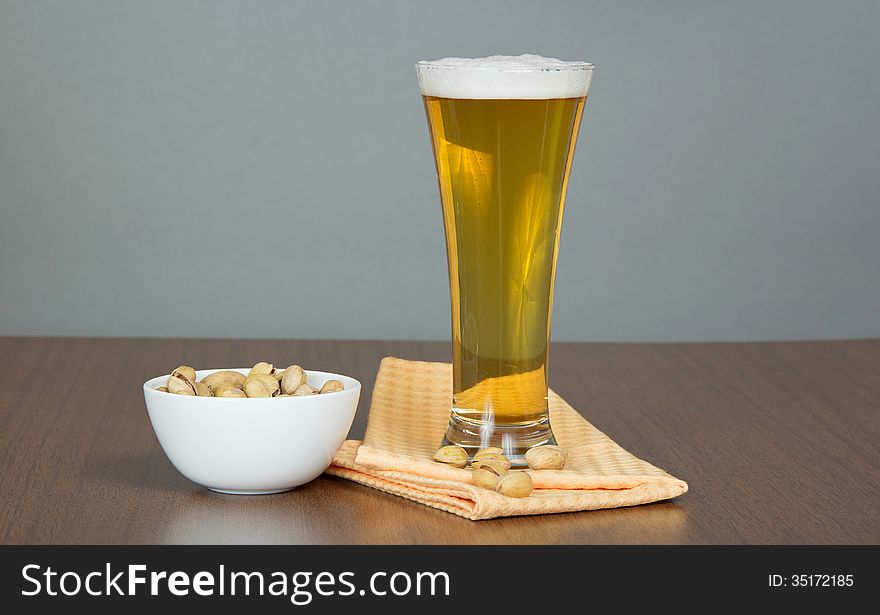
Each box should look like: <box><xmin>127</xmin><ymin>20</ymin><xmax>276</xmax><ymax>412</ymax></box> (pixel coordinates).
<box><xmin>327</xmin><ymin>357</ymin><xmax>687</xmax><ymax>520</ymax></box>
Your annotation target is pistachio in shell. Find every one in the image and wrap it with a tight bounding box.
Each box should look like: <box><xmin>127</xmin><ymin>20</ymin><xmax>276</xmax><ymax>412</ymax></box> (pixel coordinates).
<box><xmin>192</xmin><ymin>381</ymin><xmax>213</xmax><ymax>397</ymax></box>
<box><xmin>167</xmin><ymin>374</ymin><xmax>195</xmax><ymax>396</ymax></box>
<box><xmin>200</xmin><ymin>370</ymin><xmax>246</xmax><ymax>391</ymax></box>
<box><xmin>471</xmin><ymin>456</ymin><xmax>511</xmax><ymax>475</ymax></box>
<box><xmin>524</xmin><ymin>445</ymin><xmax>567</xmax><ymax>471</ymax></box>
<box><xmin>292</xmin><ymin>383</ymin><xmax>318</xmax><ymax>396</ymax></box>
<box><xmin>248</xmin><ymin>362</ymin><xmax>275</xmax><ymax>378</ymax></box>
<box><xmin>319</xmin><ymin>379</ymin><xmax>344</xmax><ymax>394</ymax></box>
<box><xmin>433</xmin><ymin>445</ymin><xmax>468</xmax><ymax>468</ymax></box>
<box><xmin>280</xmin><ymin>365</ymin><xmax>306</xmax><ymax>394</ymax></box>
<box><xmin>472</xmin><ymin>447</ymin><xmax>504</xmax><ymax>463</ymax></box>
<box><xmin>171</xmin><ymin>365</ymin><xmax>196</xmax><ymax>384</ymax></box>
<box><xmin>472</xmin><ymin>465</ymin><xmax>504</xmax><ymax>490</ymax></box>
<box><xmin>244</xmin><ymin>374</ymin><xmax>280</xmax><ymax>396</ymax></box>
<box><xmin>215</xmin><ymin>386</ymin><xmax>247</xmax><ymax>398</ymax></box>
<box><xmin>243</xmin><ymin>379</ymin><xmax>272</xmax><ymax>398</ymax></box>
<box><xmin>496</xmin><ymin>471</ymin><xmax>533</xmax><ymax>498</ymax></box>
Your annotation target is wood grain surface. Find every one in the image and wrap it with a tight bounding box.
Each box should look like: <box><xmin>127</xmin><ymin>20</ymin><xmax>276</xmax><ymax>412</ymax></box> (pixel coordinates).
<box><xmin>0</xmin><ymin>337</ymin><xmax>877</xmax><ymax>544</ymax></box>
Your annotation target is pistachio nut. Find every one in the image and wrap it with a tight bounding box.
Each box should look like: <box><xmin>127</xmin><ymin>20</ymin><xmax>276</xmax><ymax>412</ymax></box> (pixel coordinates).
<box><xmin>200</xmin><ymin>370</ymin><xmax>246</xmax><ymax>391</ymax></box>
<box><xmin>472</xmin><ymin>451</ymin><xmax>509</xmax><ymax>464</ymax></box>
<box><xmin>167</xmin><ymin>375</ymin><xmax>195</xmax><ymax>395</ymax></box>
<box><xmin>248</xmin><ymin>362</ymin><xmax>275</xmax><ymax>378</ymax></box>
<box><xmin>281</xmin><ymin>365</ymin><xmax>306</xmax><ymax>394</ymax></box>
<box><xmin>292</xmin><ymin>383</ymin><xmax>318</xmax><ymax>396</ymax></box>
<box><xmin>193</xmin><ymin>381</ymin><xmax>213</xmax><ymax>397</ymax></box>
<box><xmin>471</xmin><ymin>456</ymin><xmax>511</xmax><ymax>475</ymax></box>
<box><xmin>472</xmin><ymin>447</ymin><xmax>504</xmax><ymax>463</ymax></box>
<box><xmin>496</xmin><ymin>471</ymin><xmax>533</xmax><ymax>498</ymax></box>
<box><xmin>156</xmin><ymin>386</ymin><xmax>169</xmax><ymax>393</ymax></box>
<box><xmin>243</xmin><ymin>379</ymin><xmax>272</xmax><ymax>398</ymax></box>
<box><xmin>215</xmin><ymin>386</ymin><xmax>247</xmax><ymax>398</ymax></box>
<box><xmin>433</xmin><ymin>445</ymin><xmax>468</xmax><ymax>468</ymax></box>
<box><xmin>319</xmin><ymin>379</ymin><xmax>344</xmax><ymax>394</ymax></box>
<box><xmin>244</xmin><ymin>374</ymin><xmax>280</xmax><ymax>396</ymax></box>
<box><xmin>273</xmin><ymin>369</ymin><xmax>285</xmax><ymax>381</ymax></box>
<box><xmin>171</xmin><ymin>365</ymin><xmax>196</xmax><ymax>384</ymax></box>
<box><xmin>472</xmin><ymin>466</ymin><xmax>503</xmax><ymax>490</ymax></box>
<box><xmin>524</xmin><ymin>445</ymin><xmax>567</xmax><ymax>471</ymax></box>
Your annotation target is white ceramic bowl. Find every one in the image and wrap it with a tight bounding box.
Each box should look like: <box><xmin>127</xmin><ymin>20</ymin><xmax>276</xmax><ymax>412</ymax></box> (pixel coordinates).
<box><xmin>143</xmin><ymin>368</ymin><xmax>360</xmax><ymax>494</ymax></box>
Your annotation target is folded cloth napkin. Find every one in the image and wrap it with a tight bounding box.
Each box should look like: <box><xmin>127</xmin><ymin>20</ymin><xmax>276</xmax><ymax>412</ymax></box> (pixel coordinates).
<box><xmin>327</xmin><ymin>357</ymin><xmax>687</xmax><ymax>520</ymax></box>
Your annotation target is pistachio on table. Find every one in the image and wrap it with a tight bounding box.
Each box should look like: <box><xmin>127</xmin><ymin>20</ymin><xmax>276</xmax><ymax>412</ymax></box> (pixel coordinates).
<box><xmin>496</xmin><ymin>471</ymin><xmax>533</xmax><ymax>498</ymax></box>
<box><xmin>472</xmin><ymin>465</ymin><xmax>504</xmax><ymax>490</ymax></box>
<box><xmin>433</xmin><ymin>445</ymin><xmax>468</xmax><ymax>468</ymax></box>
<box><xmin>472</xmin><ymin>447</ymin><xmax>503</xmax><ymax>463</ymax></box>
<box><xmin>471</xmin><ymin>456</ymin><xmax>511</xmax><ymax>475</ymax></box>
<box><xmin>524</xmin><ymin>445</ymin><xmax>567</xmax><ymax>470</ymax></box>
<box><xmin>431</xmin><ymin>443</ymin><xmax>565</xmax><ymax>498</ymax></box>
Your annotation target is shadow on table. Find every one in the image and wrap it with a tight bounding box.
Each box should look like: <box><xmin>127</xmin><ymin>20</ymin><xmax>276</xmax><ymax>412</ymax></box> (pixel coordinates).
<box><xmin>80</xmin><ymin>446</ymin><xmax>198</xmax><ymax>494</ymax></box>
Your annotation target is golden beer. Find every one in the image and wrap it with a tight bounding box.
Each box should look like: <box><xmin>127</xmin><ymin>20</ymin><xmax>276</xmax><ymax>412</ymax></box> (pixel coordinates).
<box><xmin>417</xmin><ymin>56</ymin><xmax>592</xmax><ymax>461</ymax></box>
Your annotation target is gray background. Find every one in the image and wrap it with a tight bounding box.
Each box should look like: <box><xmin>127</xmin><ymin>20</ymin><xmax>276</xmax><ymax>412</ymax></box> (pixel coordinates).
<box><xmin>1</xmin><ymin>1</ymin><xmax>878</xmax><ymax>341</ymax></box>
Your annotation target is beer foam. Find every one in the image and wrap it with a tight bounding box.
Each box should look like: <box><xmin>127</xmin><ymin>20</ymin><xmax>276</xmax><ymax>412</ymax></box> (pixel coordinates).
<box><xmin>416</xmin><ymin>54</ymin><xmax>592</xmax><ymax>100</ymax></box>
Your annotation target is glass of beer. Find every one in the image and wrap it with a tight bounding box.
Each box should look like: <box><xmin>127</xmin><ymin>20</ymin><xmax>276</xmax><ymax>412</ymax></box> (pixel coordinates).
<box><xmin>416</xmin><ymin>55</ymin><xmax>593</xmax><ymax>464</ymax></box>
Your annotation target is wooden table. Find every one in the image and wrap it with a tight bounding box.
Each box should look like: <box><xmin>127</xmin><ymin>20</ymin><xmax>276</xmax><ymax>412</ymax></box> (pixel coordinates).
<box><xmin>1</xmin><ymin>337</ymin><xmax>877</xmax><ymax>544</ymax></box>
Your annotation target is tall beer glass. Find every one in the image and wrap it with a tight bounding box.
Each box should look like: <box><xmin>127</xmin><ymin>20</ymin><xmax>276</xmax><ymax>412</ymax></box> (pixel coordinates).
<box><xmin>417</xmin><ymin>55</ymin><xmax>593</xmax><ymax>463</ymax></box>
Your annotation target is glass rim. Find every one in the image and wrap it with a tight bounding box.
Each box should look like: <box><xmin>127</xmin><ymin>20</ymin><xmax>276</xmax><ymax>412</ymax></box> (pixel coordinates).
<box><xmin>415</xmin><ymin>60</ymin><xmax>593</xmax><ymax>73</ymax></box>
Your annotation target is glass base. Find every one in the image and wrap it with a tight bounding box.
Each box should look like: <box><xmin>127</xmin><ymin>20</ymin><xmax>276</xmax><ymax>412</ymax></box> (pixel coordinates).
<box><xmin>440</xmin><ymin>411</ymin><xmax>556</xmax><ymax>467</ymax></box>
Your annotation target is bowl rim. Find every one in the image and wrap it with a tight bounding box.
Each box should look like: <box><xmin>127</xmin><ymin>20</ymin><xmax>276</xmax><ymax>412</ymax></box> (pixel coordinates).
<box><xmin>143</xmin><ymin>367</ymin><xmax>361</xmax><ymax>402</ymax></box>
